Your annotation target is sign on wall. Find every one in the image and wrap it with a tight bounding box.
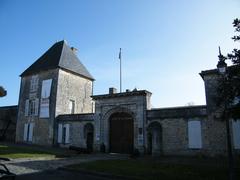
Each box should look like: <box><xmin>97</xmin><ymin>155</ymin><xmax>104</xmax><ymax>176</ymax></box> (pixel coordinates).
<box><xmin>40</xmin><ymin>79</ymin><xmax>52</xmax><ymax>118</ymax></box>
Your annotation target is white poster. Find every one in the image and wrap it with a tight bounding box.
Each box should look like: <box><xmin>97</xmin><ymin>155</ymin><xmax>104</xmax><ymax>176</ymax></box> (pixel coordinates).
<box><xmin>40</xmin><ymin>79</ymin><xmax>52</xmax><ymax>118</ymax></box>
<box><xmin>41</xmin><ymin>79</ymin><xmax>52</xmax><ymax>98</ymax></box>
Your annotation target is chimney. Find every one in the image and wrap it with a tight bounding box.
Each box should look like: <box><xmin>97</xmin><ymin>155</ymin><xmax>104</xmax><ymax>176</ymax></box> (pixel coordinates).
<box><xmin>109</xmin><ymin>87</ymin><xmax>117</xmax><ymax>94</ymax></box>
<box><xmin>126</xmin><ymin>89</ymin><xmax>130</xmax><ymax>92</ymax></box>
<box><xmin>71</xmin><ymin>47</ymin><xmax>78</xmax><ymax>54</ymax></box>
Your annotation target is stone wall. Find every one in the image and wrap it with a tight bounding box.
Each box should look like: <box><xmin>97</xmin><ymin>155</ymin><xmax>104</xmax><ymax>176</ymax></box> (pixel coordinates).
<box><xmin>147</xmin><ymin>106</ymin><xmax>209</xmax><ymax>156</ymax></box>
<box><xmin>200</xmin><ymin>70</ymin><xmax>231</xmax><ymax>156</ymax></box>
<box><xmin>92</xmin><ymin>90</ymin><xmax>152</xmax><ymax>153</ymax></box>
<box><xmin>16</xmin><ymin>68</ymin><xmax>94</xmax><ymax>146</ymax></box>
<box><xmin>55</xmin><ymin>69</ymin><xmax>93</xmax><ymax>116</ymax></box>
<box><xmin>57</xmin><ymin>113</ymin><xmax>94</xmax><ymax>148</ymax></box>
<box><xmin>0</xmin><ymin>105</ymin><xmax>18</xmax><ymax>142</ymax></box>
<box><xmin>16</xmin><ymin>69</ymin><xmax>59</xmax><ymax>145</ymax></box>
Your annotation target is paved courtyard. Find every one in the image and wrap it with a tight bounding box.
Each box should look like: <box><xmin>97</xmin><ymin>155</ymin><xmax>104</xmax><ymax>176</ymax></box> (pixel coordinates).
<box><xmin>1</xmin><ymin>153</ymin><xmax>127</xmax><ymax>175</ymax></box>
<box><xmin>16</xmin><ymin>169</ymin><xmax>110</xmax><ymax>180</ymax></box>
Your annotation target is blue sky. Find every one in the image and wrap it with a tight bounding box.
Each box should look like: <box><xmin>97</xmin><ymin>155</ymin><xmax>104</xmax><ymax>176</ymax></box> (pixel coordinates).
<box><xmin>0</xmin><ymin>0</ymin><xmax>239</xmax><ymax>107</ymax></box>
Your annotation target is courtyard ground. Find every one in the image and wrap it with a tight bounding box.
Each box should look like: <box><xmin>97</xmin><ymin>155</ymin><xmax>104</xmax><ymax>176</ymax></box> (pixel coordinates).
<box><xmin>65</xmin><ymin>156</ymin><xmax>240</xmax><ymax>180</ymax></box>
<box><xmin>0</xmin><ymin>142</ymin><xmax>78</xmax><ymax>159</ymax></box>
<box><xmin>0</xmin><ymin>143</ymin><xmax>240</xmax><ymax>180</ymax></box>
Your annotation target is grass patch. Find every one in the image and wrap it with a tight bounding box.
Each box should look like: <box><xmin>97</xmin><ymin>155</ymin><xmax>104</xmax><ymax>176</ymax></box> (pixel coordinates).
<box><xmin>0</xmin><ymin>144</ymin><xmax>72</xmax><ymax>159</ymax></box>
<box><xmin>67</xmin><ymin>159</ymin><xmax>240</xmax><ymax>180</ymax></box>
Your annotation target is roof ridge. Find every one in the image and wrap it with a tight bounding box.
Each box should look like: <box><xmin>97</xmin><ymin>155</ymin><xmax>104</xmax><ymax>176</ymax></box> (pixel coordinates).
<box><xmin>58</xmin><ymin>40</ymin><xmax>66</xmax><ymax>69</ymax></box>
<box><xmin>20</xmin><ymin>40</ymin><xmax>94</xmax><ymax>80</ymax></box>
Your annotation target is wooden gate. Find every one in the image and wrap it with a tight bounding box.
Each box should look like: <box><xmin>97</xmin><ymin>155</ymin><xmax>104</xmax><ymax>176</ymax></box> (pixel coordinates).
<box><xmin>109</xmin><ymin>112</ymin><xmax>133</xmax><ymax>154</ymax></box>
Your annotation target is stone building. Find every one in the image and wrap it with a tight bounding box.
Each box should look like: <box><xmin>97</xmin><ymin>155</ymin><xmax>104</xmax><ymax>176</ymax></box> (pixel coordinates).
<box><xmin>16</xmin><ymin>40</ymin><xmax>94</xmax><ymax>145</ymax></box>
<box><xmin>13</xmin><ymin>41</ymin><xmax>240</xmax><ymax>156</ymax></box>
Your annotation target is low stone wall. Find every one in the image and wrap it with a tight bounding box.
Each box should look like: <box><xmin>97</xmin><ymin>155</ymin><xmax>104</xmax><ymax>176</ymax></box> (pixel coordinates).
<box><xmin>56</xmin><ymin>113</ymin><xmax>94</xmax><ymax>148</ymax></box>
<box><xmin>147</xmin><ymin>106</ymin><xmax>212</xmax><ymax>156</ymax></box>
<box><xmin>0</xmin><ymin>105</ymin><xmax>18</xmax><ymax>142</ymax></box>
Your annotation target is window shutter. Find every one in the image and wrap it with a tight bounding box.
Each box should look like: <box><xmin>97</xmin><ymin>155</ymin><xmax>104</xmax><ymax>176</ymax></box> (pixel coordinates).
<box><xmin>35</xmin><ymin>77</ymin><xmax>39</xmax><ymax>91</ymax></box>
<box><xmin>188</xmin><ymin>120</ymin><xmax>202</xmax><ymax>149</ymax></box>
<box><xmin>25</xmin><ymin>99</ymin><xmax>29</xmax><ymax>116</ymax></box>
<box><xmin>28</xmin><ymin>123</ymin><xmax>34</xmax><ymax>142</ymax></box>
<box><xmin>232</xmin><ymin>119</ymin><xmax>240</xmax><ymax>149</ymax></box>
<box><xmin>30</xmin><ymin>78</ymin><xmax>33</xmax><ymax>91</ymax></box>
<box><xmin>34</xmin><ymin>98</ymin><xmax>39</xmax><ymax>116</ymax></box>
<box><xmin>65</xmin><ymin>124</ymin><xmax>70</xmax><ymax>144</ymax></box>
<box><xmin>57</xmin><ymin>124</ymin><xmax>63</xmax><ymax>143</ymax></box>
<box><xmin>23</xmin><ymin>123</ymin><xmax>28</xmax><ymax>141</ymax></box>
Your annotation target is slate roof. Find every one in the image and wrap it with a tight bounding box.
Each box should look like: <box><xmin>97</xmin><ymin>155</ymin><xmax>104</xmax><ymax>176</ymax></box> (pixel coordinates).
<box><xmin>21</xmin><ymin>40</ymin><xmax>94</xmax><ymax>80</ymax></box>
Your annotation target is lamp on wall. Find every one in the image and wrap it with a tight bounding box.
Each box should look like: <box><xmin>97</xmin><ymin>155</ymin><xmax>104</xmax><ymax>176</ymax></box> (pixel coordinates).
<box><xmin>217</xmin><ymin>46</ymin><xmax>227</xmax><ymax>74</ymax></box>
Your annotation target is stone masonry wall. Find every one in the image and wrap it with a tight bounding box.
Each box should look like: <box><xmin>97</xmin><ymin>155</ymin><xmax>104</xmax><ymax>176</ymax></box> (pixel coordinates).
<box><xmin>147</xmin><ymin>106</ymin><xmax>210</xmax><ymax>156</ymax></box>
<box><xmin>147</xmin><ymin>117</ymin><xmax>215</xmax><ymax>156</ymax></box>
<box><xmin>147</xmin><ymin>105</ymin><xmax>230</xmax><ymax>156</ymax></box>
<box><xmin>201</xmin><ymin>73</ymin><xmax>229</xmax><ymax>155</ymax></box>
<box><xmin>55</xmin><ymin>69</ymin><xmax>93</xmax><ymax>116</ymax></box>
<box><xmin>0</xmin><ymin>105</ymin><xmax>18</xmax><ymax>142</ymax></box>
<box><xmin>93</xmin><ymin>92</ymin><xmax>151</xmax><ymax>153</ymax></box>
<box><xmin>16</xmin><ymin>69</ymin><xmax>59</xmax><ymax>145</ymax></box>
<box><xmin>57</xmin><ymin>113</ymin><xmax>94</xmax><ymax>148</ymax></box>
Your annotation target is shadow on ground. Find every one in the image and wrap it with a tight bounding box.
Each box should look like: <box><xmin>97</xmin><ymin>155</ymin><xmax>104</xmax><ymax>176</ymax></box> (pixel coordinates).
<box><xmin>16</xmin><ymin>169</ymin><xmax>108</xmax><ymax>180</ymax></box>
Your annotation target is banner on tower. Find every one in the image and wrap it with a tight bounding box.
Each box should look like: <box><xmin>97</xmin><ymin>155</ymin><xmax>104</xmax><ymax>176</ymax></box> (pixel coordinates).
<box><xmin>40</xmin><ymin>79</ymin><xmax>52</xmax><ymax>118</ymax></box>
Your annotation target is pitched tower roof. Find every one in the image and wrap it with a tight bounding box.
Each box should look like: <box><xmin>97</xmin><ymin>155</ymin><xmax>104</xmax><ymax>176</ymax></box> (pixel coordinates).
<box><xmin>21</xmin><ymin>40</ymin><xmax>94</xmax><ymax>80</ymax></box>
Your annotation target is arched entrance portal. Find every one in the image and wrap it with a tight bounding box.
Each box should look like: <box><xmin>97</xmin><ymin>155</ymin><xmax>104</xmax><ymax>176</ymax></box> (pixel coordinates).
<box><xmin>147</xmin><ymin>122</ymin><xmax>162</xmax><ymax>156</ymax></box>
<box><xmin>84</xmin><ymin>123</ymin><xmax>94</xmax><ymax>152</ymax></box>
<box><xmin>109</xmin><ymin>112</ymin><xmax>134</xmax><ymax>154</ymax></box>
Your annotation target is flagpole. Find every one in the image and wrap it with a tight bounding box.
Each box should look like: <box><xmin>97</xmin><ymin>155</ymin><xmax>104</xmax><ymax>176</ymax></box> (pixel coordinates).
<box><xmin>119</xmin><ymin>48</ymin><xmax>122</xmax><ymax>93</ymax></box>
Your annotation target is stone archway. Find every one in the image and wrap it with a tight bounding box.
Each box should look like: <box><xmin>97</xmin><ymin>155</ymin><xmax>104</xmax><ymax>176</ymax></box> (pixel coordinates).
<box><xmin>84</xmin><ymin>123</ymin><xmax>94</xmax><ymax>152</ymax></box>
<box><xmin>147</xmin><ymin>121</ymin><xmax>162</xmax><ymax>156</ymax></box>
<box><xmin>109</xmin><ymin>112</ymin><xmax>134</xmax><ymax>154</ymax></box>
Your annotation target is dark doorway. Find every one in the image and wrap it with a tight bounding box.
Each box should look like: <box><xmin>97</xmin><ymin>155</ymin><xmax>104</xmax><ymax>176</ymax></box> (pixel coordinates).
<box><xmin>86</xmin><ymin>132</ymin><xmax>93</xmax><ymax>152</ymax></box>
<box><xmin>109</xmin><ymin>112</ymin><xmax>134</xmax><ymax>154</ymax></box>
<box><xmin>147</xmin><ymin>122</ymin><xmax>162</xmax><ymax>156</ymax></box>
<box><xmin>147</xmin><ymin>132</ymin><xmax>152</xmax><ymax>154</ymax></box>
<box><xmin>84</xmin><ymin>123</ymin><xmax>94</xmax><ymax>152</ymax></box>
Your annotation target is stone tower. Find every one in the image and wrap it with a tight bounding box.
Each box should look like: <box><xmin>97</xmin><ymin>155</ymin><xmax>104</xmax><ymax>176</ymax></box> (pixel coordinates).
<box><xmin>16</xmin><ymin>40</ymin><xmax>94</xmax><ymax>145</ymax></box>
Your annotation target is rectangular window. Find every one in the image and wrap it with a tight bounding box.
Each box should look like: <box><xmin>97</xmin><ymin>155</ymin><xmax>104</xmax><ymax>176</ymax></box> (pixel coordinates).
<box><xmin>64</xmin><ymin>124</ymin><xmax>70</xmax><ymax>143</ymax></box>
<box><xmin>232</xmin><ymin>119</ymin><xmax>240</xmax><ymax>149</ymax></box>
<box><xmin>57</xmin><ymin>124</ymin><xmax>63</xmax><ymax>143</ymax></box>
<box><xmin>28</xmin><ymin>99</ymin><xmax>39</xmax><ymax>116</ymax></box>
<box><xmin>29</xmin><ymin>100</ymin><xmax>35</xmax><ymax>116</ymax></box>
<box><xmin>69</xmin><ymin>100</ymin><xmax>75</xmax><ymax>114</ymax></box>
<box><xmin>188</xmin><ymin>120</ymin><xmax>202</xmax><ymax>149</ymax></box>
<box><xmin>40</xmin><ymin>79</ymin><xmax>52</xmax><ymax>118</ymax></box>
<box><xmin>30</xmin><ymin>75</ymin><xmax>39</xmax><ymax>92</ymax></box>
<box><xmin>25</xmin><ymin>99</ymin><xmax>29</xmax><ymax>116</ymax></box>
<box><xmin>23</xmin><ymin>123</ymin><xmax>28</xmax><ymax>141</ymax></box>
<box><xmin>23</xmin><ymin>123</ymin><xmax>34</xmax><ymax>142</ymax></box>
<box><xmin>57</xmin><ymin>124</ymin><xmax>70</xmax><ymax>144</ymax></box>
<box><xmin>41</xmin><ymin>79</ymin><xmax>52</xmax><ymax>98</ymax></box>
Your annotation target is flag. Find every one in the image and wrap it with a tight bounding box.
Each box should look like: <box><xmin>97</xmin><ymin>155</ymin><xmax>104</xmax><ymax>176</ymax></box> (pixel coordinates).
<box><xmin>119</xmin><ymin>48</ymin><xmax>121</xmax><ymax>60</ymax></box>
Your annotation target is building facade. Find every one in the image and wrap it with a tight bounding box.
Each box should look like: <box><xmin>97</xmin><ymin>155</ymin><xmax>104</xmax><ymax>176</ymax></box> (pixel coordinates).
<box><xmin>13</xmin><ymin>41</ymin><xmax>240</xmax><ymax>156</ymax></box>
<box><xmin>16</xmin><ymin>40</ymin><xmax>94</xmax><ymax>145</ymax></box>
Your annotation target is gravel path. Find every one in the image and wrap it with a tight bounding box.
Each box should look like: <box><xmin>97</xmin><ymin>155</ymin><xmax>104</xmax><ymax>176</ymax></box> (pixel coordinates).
<box><xmin>1</xmin><ymin>154</ymin><xmax>127</xmax><ymax>175</ymax></box>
